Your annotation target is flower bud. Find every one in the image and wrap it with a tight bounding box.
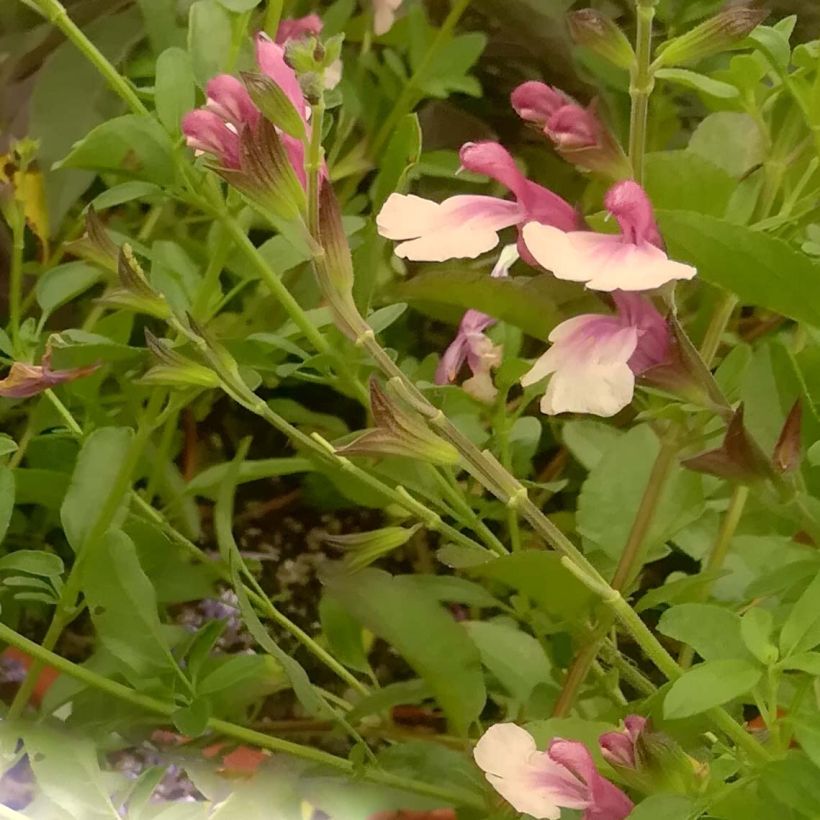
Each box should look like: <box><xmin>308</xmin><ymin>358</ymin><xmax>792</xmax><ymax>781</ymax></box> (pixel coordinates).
<box><xmin>242</xmin><ymin>71</ymin><xmax>306</xmax><ymax>140</ymax></box>
<box><xmin>567</xmin><ymin>9</ymin><xmax>635</xmax><ymax>71</ymax></box>
<box><xmin>322</xmin><ymin>525</ymin><xmax>421</xmax><ymax>571</ymax></box>
<box><xmin>64</xmin><ymin>207</ymin><xmax>119</xmax><ymax>273</ymax></box>
<box><xmin>682</xmin><ymin>405</ymin><xmax>774</xmax><ymax>483</ymax></box>
<box><xmin>772</xmin><ymin>400</ymin><xmax>802</xmax><ymax>474</ymax></box>
<box><xmin>141</xmin><ymin>330</ymin><xmax>220</xmax><ymax>389</ymax></box>
<box><xmin>98</xmin><ymin>244</ymin><xmax>170</xmax><ymax>319</ymax></box>
<box><xmin>654</xmin><ymin>7</ymin><xmax>767</xmax><ymax>68</ymax></box>
<box><xmin>336</xmin><ymin>378</ymin><xmax>460</xmax><ymax>466</ymax></box>
<box><xmin>217</xmin><ymin>119</ymin><xmax>307</xmax><ymax>222</ymax></box>
<box><xmin>0</xmin><ymin>346</ymin><xmax>99</xmax><ymax>399</ymax></box>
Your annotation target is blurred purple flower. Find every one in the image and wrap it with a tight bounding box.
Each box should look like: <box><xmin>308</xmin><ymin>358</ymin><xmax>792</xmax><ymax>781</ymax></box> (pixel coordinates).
<box><xmin>0</xmin><ymin>349</ymin><xmax>99</xmax><ymax>399</ymax></box>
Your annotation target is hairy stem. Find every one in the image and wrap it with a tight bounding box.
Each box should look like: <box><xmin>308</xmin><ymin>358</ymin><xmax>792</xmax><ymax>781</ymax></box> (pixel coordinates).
<box><xmin>8</xmin><ymin>200</ymin><xmax>25</xmax><ymax>356</ymax></box>
<box><xmin>628</xmin><ymin>0</ymin><xmax>657</xmax><ymax>183</ymax></box>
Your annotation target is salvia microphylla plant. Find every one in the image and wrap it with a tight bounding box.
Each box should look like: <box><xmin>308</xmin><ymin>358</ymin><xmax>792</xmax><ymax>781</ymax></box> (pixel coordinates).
<box><xmin>3</xmin><ymin>0</ymin><xmax>820</xmax><ymax>816</ymax></box>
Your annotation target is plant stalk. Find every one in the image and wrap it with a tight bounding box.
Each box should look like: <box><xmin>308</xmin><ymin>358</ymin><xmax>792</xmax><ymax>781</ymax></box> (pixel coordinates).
<box><xmin>628</xmin><ymin>0</ymin><xmax>657</xmax><ymax>183</ymax></box>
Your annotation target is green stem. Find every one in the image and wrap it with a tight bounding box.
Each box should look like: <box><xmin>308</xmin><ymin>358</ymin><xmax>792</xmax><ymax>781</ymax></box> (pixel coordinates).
<box><xmin>700</xmin><ymin>293</ymin><xmax>739</xmax><ymax>367</ymax></box>
<box><xmin>552</xmin><ymin>436</ymin><xmax>678</xmax><ymax>716</ymax></box>
<box><xmin>307</xmin><ymin>98</ymin><xmax>326</xmax><ymax>238</ymax></box>
<box><xmin>495</xmin><ymin>398</ymin><xmax>522</xmax><ymax>552</ymax></box>
<box><xmin>26</xmin><ymin>0</ymin><xmax>149</xmax><ymax>116</ymax></box>
<box><xmin>679</xmin><ymin>483</ymin><xmax>749</xmax><ymax>668</ymax></box>
<box><xmin>8</xmin><ymin>201</ymin><xmax>25</xmax><ymax>356</ymax></box>
<box><xmin>628</xmin><ymin>0</ymin><xmax>657</xmax><ymax>183</ymax></box>
<box><xmin>369</xmin><ymin>0</ymin><xmax>471</xmax><ymax>158</ymax></box>
<box><xmin>0</xmin><ymin>620</ymin><xmax>483</xmax><ymax>809</ymax></box>
<box><xmin>7</xmin><ymin>392</ymin><xmax>165</xmax><ymax>718</ymax></box>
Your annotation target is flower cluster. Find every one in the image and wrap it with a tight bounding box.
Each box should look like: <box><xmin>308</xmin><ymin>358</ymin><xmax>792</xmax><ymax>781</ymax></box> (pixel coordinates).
<box><xmin>377</xmin><ymin>83</ymin><xmax>698</xmax><ymax>417</ymax></box>
<box><xmin>474</xmin><ymin>719</ymin><xmax>647</xmax><ymax>820</ymax></box>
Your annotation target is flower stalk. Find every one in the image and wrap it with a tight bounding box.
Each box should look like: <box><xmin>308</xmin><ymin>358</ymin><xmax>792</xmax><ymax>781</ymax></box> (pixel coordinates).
<box><xmin>629</xmin><ymin>0</ymin><xmax>658</xmax><ymax>184</ymax></box>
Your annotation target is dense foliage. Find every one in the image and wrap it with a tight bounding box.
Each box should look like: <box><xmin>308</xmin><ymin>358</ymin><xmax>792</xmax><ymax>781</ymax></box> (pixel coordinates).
<box><xmin>2</xmin><ymin>0</ymin><xmax>820</xmax><ymax>817</ymax></box>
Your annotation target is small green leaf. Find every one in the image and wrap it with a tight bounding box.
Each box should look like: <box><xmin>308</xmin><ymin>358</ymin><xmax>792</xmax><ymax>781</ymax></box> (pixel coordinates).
<box><xmin>795</xmin><ymin>714</ymin><xmax>820</xmax><ymax>770</ymax></box>
<box><xmin>464</xmin><ymin>620</ymin><xmax>552</xmax><ymax>703</ymax></box>
<box><xmin>172</xmin><ymin>698</ymin><xmax>211</xmax><ymax>737</ymax></box>
<box><xmin>370</xmin><ymin>113</ymin><xmax>422</xmax><ymax>208</ymax></box>
<box><xmin>761</xmin><ymin>754</ymin><xmax>820</xmax><ymax>815</ymax></box>
<box><xmin>741</xmin><ymin>608</ymin><xmax>777</xmax><ymax>665</ymax></box>
<box><xmin>687</xmin><ymin>112</ymin><xmax>765</xmax><ymax>177</ymax></box>
<box><xmin>324</xmin><ymin>567</ymin><xmax>486</xmax><ymax>735</ymax></box>
<box><xmin>58</xmin><ymin>115</ymin><xmax>176</xmax><ymax>185</ymax></box>
<box><xmin>0</xmin><ymin>435</ymin><xmax>17</xmax><ymax>457</ymax></box>
<box><xmin>91</xmin><ymin>181</ymin><xmax>162</xmax><ymax>210</ymax></box>
<box><xmin>664</xmin><ymin>659</ymin><xmax>762</xmax><ymax>719</ymax></box>
<box><xmin>188</xmin><ymin>0</ymin><xmax>233</xmax><ymax>87</ymax></box>
<box><xmin>658</xmin><ymin>604</ymin><xmax>749</xmax><ymax>661</ymax></box>
<box><xmin>627</xmin><ymin>794</ymin><xmax>702</xmax><ymax>819</ymax></box>
<box><xmin>656</xmin><ymin>67</ymin><xmax>740</xmax><ymax>99</ymax></box>
<box><xmin>347</xmin><ymin>679</ymin><xmax>433</xmax><ymax>722</ymax></box>
<box><xmin>319</xmin><ymin>594</ymin><xmax>370</xmax><ymax>673</ymax></box>
<box><xmin>155</xmin><ymin>47</ymin><xmax>196</xmax><ymax>133</ymax></box>
<box><xmin>36</xmin><ymin>262</ymin><xmax>102</xmax><ymax>319</ymax></box>
<box><xmin>780</xmin><ymin>572</ymin><xmax>820</xmax><ymax>656</ymax></box>
<box><xmin>0</xmin><ymin>467</ymin><xmax>14</xmax><ymax>547</ymax></box>
<box><xmin>0</xmin><ymin>550</ymin><xmax>64</xmax><ymax>578</ymax></box>
<box><xmin>779</xmin><ymin>652</ymin><xmax>820</xmax><ymax>674</ymax></box>
<box><xmin>61</xmin><ymin>427</ymin><xmax>134</xmax><ymax>552</ymax></box>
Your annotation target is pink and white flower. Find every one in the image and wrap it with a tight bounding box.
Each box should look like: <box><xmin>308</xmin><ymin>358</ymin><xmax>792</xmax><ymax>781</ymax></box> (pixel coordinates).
<box><xmin>373</xmin><ymin>0</ymin><xmax>403</xmax><ymax>35</ymax></box>
<box><xmin>377</xmin><ymin>141</ymin><xmax>579</xmax><ymax>262</ymax></box>
<box><xmin>182</xmin><ymin>34</ymin><xmax>309</xmax><ymax>183</ymax></box>
<box><xmin>473</xmin><ymin>723</ymin><xmax>633</xmax><ymax>820</ymax></box>
<box><xmin>599</xmin><ymin>716</ymin><xmax>648</xmax><ymax>769</ymax></box>
<box><xmin>522</xmin><ymin>180</ymin><xmax>696</xmax><ymax>291</ymax></box>
<box><xmin>435</xmin><ymin>245</ymin><xmax>517</xmax><ymax>402</ymax></box>
<box><xmin>521</xmin><ymin>292</ymin><xmax>670</xmax><ymax>417</ymax></box>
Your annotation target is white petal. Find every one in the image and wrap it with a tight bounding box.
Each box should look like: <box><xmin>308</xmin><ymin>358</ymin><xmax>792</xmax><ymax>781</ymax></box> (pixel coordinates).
<box><xmin>585</xmin><ymin>242</ymin><xmax>696</xmax><ymax>292</ymax></box>
<box><xmin>379</xmin><ymin>194</ymin><xmax>522</xmax><ymax>262</ymax></box>
<box><xmin>542</xmin><ymin>361</ymin><xmax>635</xmax><ymax>417</ymax></box>
<box><xmin>474</xmin><ymin>723</ymin><xmax>537</xmax><ymax>780</ymax></box>
<box><xmin>521</xmin><ymin>347</ymin><xmax>562</xmax><ymax>387</ymax></box>
<box><xmin>485</xmin><ymin>772</ymin><xmax>562</xmax><ymax>820</ymax></box>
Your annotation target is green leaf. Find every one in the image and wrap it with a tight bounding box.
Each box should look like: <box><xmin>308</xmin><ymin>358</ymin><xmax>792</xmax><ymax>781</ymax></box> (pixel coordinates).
<box><xmin>185</xmin><ymin>457</ymin><xmax>314</xmax><ymax>498</ymax></box>
<box><xmin>324</xmin><ymin>567</ymin><xmax>486</xmax><ymax>734</ymax></box>
<box><xmin>370</xmin><ymin>114</ymin><xmax>422</xmax><ymax>208</ymax></box>
<box><xmin>136</xmin><ymin>0</ymin><xmax>185</xmax><ymax>53</ymax></box>
<box><xmin>197</xmin><ymin>654</ymin><xmax>284</xmax><ymax>715</ymax></box>
<box><xmin>761</xmin><ymin>754</ymin><xmax>820</xmax><ymax>816</ymax></box>
<box><xmin>467</xmin><ymin>551</ymin><xmax>593</xmax><ymax>618</ymax></box>
<box><xmin>61</xmin><ymin>427</ymin><xmax>134</xmax><ymax>552</ymax></box>
<box><xmin>0</xmin><ymin>434</ymin><xmax>17</xmax><ymax>457</ymax></box>
<box><xmin>663</xmin><ymin>659</ymin><xmax>762</xmax><ymax>719</ymax></box>
<box><xmin>347</xmin><ymin>679</ymin><xmax>433</xmax><ymax>723</ymax></box>
<box><xmin>0</xmin><ymin>466</ymin><xmax>13</xmax><ymax>547</ymax></box>
<box><xmin>390</xmin><ymin>268</ymin><xmax>600</xmax><ymax>341</ymax></box>
<box><xmin>18</xmin><ymin>723</ymin><xmax>121</xmax><ymax>819</ymax></box>
<box><xmin>577</xmin><ymin>425</ymin><xmax>704</xmax><ymax>562</ymax></box>
<box><xmin>155</xmin><ymin>47</ymin><xmax>196</xmax><ymax>133</ymax></box>
<box><xmin>414</xmin><ymin>33</ymin><xmax>487</xmax><ymax>98</ymax></box>
<box><xmin>655</xmin><ymin>67</ymin><xmax>740</xmax><ymax>99</ymax></box>
<box><xmin>627</xmin><ymin>794</ymin><xmax>702</xmax><ymax>819</ymax></box>
<box><xmin>36</xmin><ymin>261</ymin><xmax>102</xmax><ymax>319</ymax></box>
<box><xmin>172</xmin><ymin>698</ymin><xmax>211</xmax><ymax>737</ymax></box>
<box><xmin>643</xmin><ymin>151</ymin><xmax>734</xmax><ymax>217</ymax></box>
<box><xmin>188</xmin><ymin>0</ymin><xmax>233</xmax><ymax>87</ymax></box>
<box><xmin>658</xmin><ymin>604</ymin><xmax>749</xmax><ymax>661</ymax></box>
<box><xmin>464</xmin><ymin>620</ymin><xmax>552</xmax><ymax>703</ymax></box>
<box><xmin>795</xmin><ymin>713</ymin><xmax>820</xmax><ymax>770</ymax></box>
<box><xmin>780</xmin><ymin>572</ymin><xmax>820</xmax><ymax>656</ymax></box>
<box><xmin>319</xmin><ymin>594</ymin><xmax>370</xmax><ymax>673</ymax></box>
<box><xmin>687</xmin><ymin>112</ymin><xmax>766</xmax><ymax>177</ymax></box>
<box><xmin>436</xmin><ymin>543</ymin><xmax>492</xmax><ymax>569</ymax></box>
<box><xmin>741</xmin><ymin>608</ymin><xmax>777</xmax><ymax>665</ymax></box>
<box><xmin>91</xmin><ymin>181</ymin><xmax>162</xmax><ymax>210</ymax></box>
<box><xmin>217</xmin><ymin>0</ymin><xmax>261</xmax><ymax>9</ymax></box>
<box><xmin>0</xmin><ymin>550</ymin><xmax>63</xmax><ymax>578</ymax></box>
<box><xmin>659</xmin><ymin>211</ymin><xmax>820</xmax><ymax>328</ymax></box>
<box><xmin>562</xmin><ymin>420</ymin><xmax>623</xmax><ymax>471</ymax></box>
<box><xmin>780</xmin><ymin>652</ymin><xmax>820</xmax><ymax>674</ymax></box>
<box><xmin>401</xmin><ymin>574</ymin><xmax>502</xmax><ymax>609</ymax></box>
<box><xmin>635</xmin><ymin>570</ymin><xmax>730</xmax><ymax>613</ymax></box>
<box><xmin>58</xmin><ymin>115</ymin><xmax>176</xmax><ymax>185</ymax></box>
<box><xmin>82</xmin><ymin>529</ymin><xmax>179</xmax><ymax>680</ymax></box>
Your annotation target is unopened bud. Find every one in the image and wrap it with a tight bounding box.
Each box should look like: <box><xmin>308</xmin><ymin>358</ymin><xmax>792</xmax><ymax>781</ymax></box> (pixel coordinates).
<box><xmin>218</xmin><ymin>119</ymin><xmax>306</xmax><ymax>222</ymax></box>
<box><xmin>322</xmin><ymin>525</ymin><xmax>420</xmax><ymax>571</ymax></box>
<box><xmin>772</xmin><ymin>400</ymin><xmax>802</xmax><ymax>474</ymax></box>
<box><xmin>242</xmin><ymin>71</ymin><xmax>306</xmax><ymax>140</ymax></box>
<box><xmin>65</xmin><ymin>207</ymin><xmax>119</xmax><ymax>273</ymax></box>
<box><xmin>682</xmin><ymin>405</ymin><xmax>774</xmax><ymax>483</ymax></box>
<box><xmin>141</xmin><ymin>330</ymin><xmax>220</xmax><ymax>389</ymax></box>
<box><xmin>567</xmin><ymin>10</ymin><xmax>635</xmax><ymax>70</ymax></box>
<box><xmin>99</xmin><ymin>245</ymin><xmax>170</xmax><ymax>319</ymax></box>
<box><xmin>654</xmin><ymin>7</ymin><xmax>767</xmax><ymax>68</ymax></box>
<box><xmin>336</xmin><ymin>378</ymin><xmax>460</xmax><ymax>466</ymax></box>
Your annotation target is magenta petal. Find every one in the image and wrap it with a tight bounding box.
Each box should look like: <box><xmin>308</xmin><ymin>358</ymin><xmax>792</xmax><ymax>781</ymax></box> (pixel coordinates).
<box><xmin>275</xmin><ymin>14</ymin><xmax>323</xmax><ymax>44</ymax></box>
<box><xmin>255</xmin><ymin>34</ymin><xmax>309</xmax><ymax>121</ymax></box>
<box><xmin>511</xmin><ymin>81</ymin><xmax>570</xmax><ymax>126</ymax></box>
<box><xmin>182</xmin><ymin>109</ymin><xmax>241</xmax><ymax>168</ymax></box>
<box><xmin>206</xmin><ymin>75</ymin><xmax>258</xmax><ymax>128</ymax></box>
<box><xmin>604</xmin><ymin>180</ymin><xmax>663</xmax><ymax>249</ymax></box>
<box><xmin>612</xmin><ymin>292</ymin><xmax>669</xmax><ymax>374</ymax></box>
<box><xmin>436</xmin><ymin>336</ymin><xmax>469</xmax><ymax>385</ymax></box>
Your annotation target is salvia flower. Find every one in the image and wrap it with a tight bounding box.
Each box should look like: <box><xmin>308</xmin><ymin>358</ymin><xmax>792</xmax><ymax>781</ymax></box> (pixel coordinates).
<box><xmin>521</xmin><ymin>292</ymin><xmax>670</xmax><ymax>417</ymax></box>
<box><xmin>377</xmin><ymin>141</ymin><xmax>579</xmax><ymax>262</ymax></box>
<box><xmin>523</xmin><ymin>180</ymin><xmax>696</xmax><ymax>291</ymax></box>
<box><xmin>0</xmin><ymin>349</ymin><xmax>99</xmax><ymax>399</ymax></box>
<box><xmin>182</xmin><ymin>34</ymin><xmax>309</xmax><ymax>188</ymax></box>
<box><xmin>373</xmin><ymin>0</ymin><xmax>403</xmax><ymax>35</ymax></box>
<box><xmin>435</xmin><ymin>245</ymin><xmax>517</xmax><ymax>402</ymax></box>
<box><xmin>511</xmin><ymin>81</ymin><xmax>631</xmax><ymax>178</ymax></box>
<box><xmin>473</xmin><ymin>723</ymin><xmax>633</xmax><ymax>820</ymax></box>
<box><xmin>599</xmin><ymin>716</ymin><xmax>647</xmax><ymax>769</ymax></box>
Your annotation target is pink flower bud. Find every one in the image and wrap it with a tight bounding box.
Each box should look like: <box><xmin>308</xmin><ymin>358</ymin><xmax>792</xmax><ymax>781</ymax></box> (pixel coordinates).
<box><xmin>275</xmin><ymin>14</ymin><xmax>323</xmax><ymax>45</ymax></box>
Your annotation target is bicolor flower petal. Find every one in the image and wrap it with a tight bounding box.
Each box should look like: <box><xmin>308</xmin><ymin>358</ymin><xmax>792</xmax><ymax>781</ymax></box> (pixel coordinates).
<box><xmin>0</xmin><ymin>351</ymin><xmax>99</xmax><ymax>399</ymax></box>
<box><xmin>373</xmin><ymin>0</ymin><xmax>403</xmax><ymax>35</ymax></box>
<box><xmin>521</xmin><ymin>292</ymin><xmax>669</xmax><ymax>417</ymax></box>
<box><xmin>473</xmin><ymin>723</ymin><xmax>633</xmax><ymax>820</ymax></box>
<box><xmin>377</xmin><ymin>142</ymin><xmax>578</xmax><ymax>262</ymax></box>
<box><xmin>522</xmin><ymin>180</ymin><xmax>695</xmax><ymax>291</ymax></box>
